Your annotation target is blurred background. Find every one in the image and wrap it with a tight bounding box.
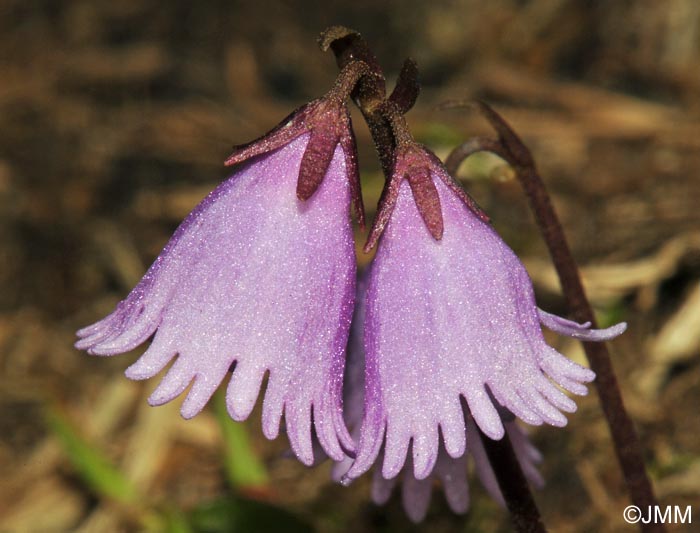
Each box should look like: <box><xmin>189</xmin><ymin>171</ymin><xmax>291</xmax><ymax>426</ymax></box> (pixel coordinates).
<box><xmin>1</xmin><ymin>1</ymin><xmax>700</xmax><ymax>531</ymax></box>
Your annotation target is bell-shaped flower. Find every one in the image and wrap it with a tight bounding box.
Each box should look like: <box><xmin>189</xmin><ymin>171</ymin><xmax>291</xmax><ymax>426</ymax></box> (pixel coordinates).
<box><xmin>75</xmin><ymin>73</ymin><xmax>367</xmax><ymax>465</ymax></box>
<box><xmin>345</xmin><ymin>142</ymin><xmax>626</xmax><ymax>482</ymax></box>
<box><xmin>332</xmin><ymin>276</ymin><xmax>544</xmax><ymax>523</ymax></box>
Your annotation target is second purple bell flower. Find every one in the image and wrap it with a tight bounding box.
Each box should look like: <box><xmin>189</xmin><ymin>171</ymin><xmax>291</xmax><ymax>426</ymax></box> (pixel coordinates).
<box><xmin>345</xmin><ymin>142</ymin><xmax>626</xmax><ymax>482</ymax></box>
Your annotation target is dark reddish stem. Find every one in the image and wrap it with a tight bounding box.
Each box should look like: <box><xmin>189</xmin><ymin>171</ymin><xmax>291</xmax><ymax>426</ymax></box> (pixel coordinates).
<box><xmin>478</xmin><ymin>427</ymin><xmax>547</xmax><ymax>533</ymax></box>
<box><xmin>327</xmin><ymin>60</ymin><xmax>373</xmax><ymax>104</ymax></box>
<box><xmin>381</xmin><ymin>101</ymin><xmax>413</xmax><ymax>147</ymax></box>
<box><xmin>447</xmin><ymin>102</ymin><xmax>663</xmax><ymax>533</ymax></box>
<box><xmin>319</xmin><ymin>26</ymin><xmax>394</xmax><ymax>177</ymax></box>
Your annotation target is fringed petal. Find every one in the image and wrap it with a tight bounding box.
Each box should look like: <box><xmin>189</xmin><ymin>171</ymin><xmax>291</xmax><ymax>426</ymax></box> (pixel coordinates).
<box><xmin>371</xmin><ymin>463</ymin><xmax>397</xmax><ymax>505</ymax></box>
<box><xmin>401</xmin><ymin>463</ymin><xmax>433</xmax><ymax>523</ymax></box>
<box><xmin>538</xmin><ymin>308</ymin><xmax>627</xmax><ymax>341</ymax></box>
<box><xmin>434</xmin><ymin>451</ymin><xmax>470</xmax><ymax>515</ymax></box>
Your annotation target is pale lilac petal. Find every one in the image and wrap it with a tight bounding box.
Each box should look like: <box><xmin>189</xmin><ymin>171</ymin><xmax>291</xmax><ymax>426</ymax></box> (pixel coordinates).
<box><xmin>182</xmin><ymin>373</ymin><xmax>225</xmax><ymax>419</ymax></box>
<box><xmin>343</xmin><ymin>355</ymin><xmax>386</xmax><ymax>483</ymax></box>
<box><xmin>401</xmin><ymin>463</ymin><xmax>433</xmax><ymax>523</ymax></box>
<box><xmin>124</xmin><ymin>330</ymin><xmax>176</xmax><ymax>380</ymax></box>
<box><xmin>371</xmin><ymin>464</ymin><xmax>397</xmax><ymax>505</ymax></box>
<box><xmin>286</xmin><ymin>398</ymin><xmax>314</xmax><ymax>465</ymax></box>
<box><xmin>147</xmin><ymin>357</ymin><xmax>193</xmax><ymax>407</ymax></box>
<box><xmin>439</xmin><ymin>404</ymin><xmax>467</xmax><ymax>459</ymax></box>
<box><xmin>508</xmin><ymin>423</ymin><xmax>545</xmax><ymax>489</ymax></box>
<box><xmin>315</xmin><ymin>393</ymin><xmax>347</xmax><ymax>461</ymax></box>
<box><xmin>343</xmin><ymin>276</ymin><xmax>368</xmax><ymax>431</ymax></box>
<box><xmin>332</xmin><ymin>406</ymin><xmax>356</xmax><ymax>456</ymax></box>
<box><xmin>331</xmin><ymin>455</ymin><xmax>353</xmax><ymax>484</ymax></box>
<box><xmin>381</xmin><ymin>423</ymin><xmax>410</xmax><ymax>479</ymax></box>
<box><xmin>356</xmin><ymin>410</ymin><xmax>542</xmax><ymax>523</ymax></box>
<box><xmin>462</xmin><ymin>390</ymin><xmax>505</xmax><ymax>440</ymax></box>
<box><xmin>490</xmin><ymin>387</ymin><xmax>544</xmax><ymax>426</ymax></box>
<box><xmin>412</xmin><ymin>425</ymin><xmax>439</xmax><ymax>480</ymax></box>
<box><xmin>363</xmin><ymin>421</ymin><xmax>544</xmax><ymax>522</ymax></box>
<box><xmin>433</xmin><ymin>450</ymin><xmax>470</xmax><ymax>515</ymax></box>
<box><xmin>533</xmin><ymin>376</ymin><xmax>577</xmax><ymax>413</ymax></box>
<box><xmin>86</xmin><ymin>310</ymin><xmax>161</xmax><ymax>356</ymax></box>
<box><xmin>516</xmin><ymin>388</ymin><xmax>567</xmax><ymax>427</ymax></box>
<box><xmin>367</xmin><ymin>440</ymin><xmax>472</xmax><ymax>522</ymax></box>
<box><xmin>554</xmin><ymin>376</ymin><xmax>590</xmax><ymax>396</ymax></box>
<box><xmin>225</xmin><ymin>363</ymin><xmax>266</xmax><ymax>421</ymax></box>
<box><xmin>539</xmin><ymin>346</ymin><xmax>596</xmax><ymax>388</ymax></box>
<box><xmin>77</xmin><ymin>134</ymin><xmax>356</xmax><ymax>462</ymax></box>
<box><xmin>76</xmin><ymin>318</ymin><xmax>109</xmax><ymax>338</ymax></box>
<box><xmin>261</xmin><ymin>372</ymin><xmax>287</xmax><ymax>440</ymax></box>
<box><xmin>538</xmin><ymin>308</ymin><xmax>627</xmax><ymax>341</ymax></box>
<box><xmin>322</xmin><ymin>277</ymin><xmax>368</xmax><ymax>466</ymax></box>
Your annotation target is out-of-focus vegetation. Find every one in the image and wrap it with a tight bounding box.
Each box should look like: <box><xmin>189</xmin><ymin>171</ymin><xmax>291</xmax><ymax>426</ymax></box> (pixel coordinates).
<box><xmin>1</xmin><ymin>1</ymin><xmax>700</xmax><ymax>531</ymax></box>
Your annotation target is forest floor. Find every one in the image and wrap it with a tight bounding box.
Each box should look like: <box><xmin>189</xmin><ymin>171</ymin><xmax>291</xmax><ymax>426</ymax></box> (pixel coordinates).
<box><xmin>2</xmin><ymin>2</ymin><xmax>700</xmax><ymax>532</ymax></box>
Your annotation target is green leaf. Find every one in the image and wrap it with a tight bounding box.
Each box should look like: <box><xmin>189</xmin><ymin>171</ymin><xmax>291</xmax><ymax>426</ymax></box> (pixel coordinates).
<box><xmin>595</xmin><ymin>300</ymin><xmax>627</xmax><ymax>329</ymax></box>
<box><xmin>45</xmin><ymin>405</ymin><xmax>139</xmax><ymax>504</ymax></box>
<box><xmin>161</xmin><ymin>506</ymin><xmax>194</xmax><ymax>533</ymax></box>
<box><xmin>213</xmin><ymin>392</ymin><xmax>269</xmax><ymax>489</ymax></box>
<box><xmin>189</xmin><ymin>497</ymin><xmax>312</xmax><ymax>533</ymax></box>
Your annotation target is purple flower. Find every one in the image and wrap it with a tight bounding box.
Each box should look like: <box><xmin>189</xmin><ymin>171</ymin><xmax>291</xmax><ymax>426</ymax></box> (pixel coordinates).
<box><xmin>75</xmin><ymin>91</ymin><xmax>363</xmax><ymax>465</ymax></box>
<box><xmin>333</xmin><ymin>276</ymin><xmax>544</xmax><ymax>523</ymax></box>
<box><xmin>345</xmin><ymin>143</ymin><xmax>626</xmax><ymax>482</ymax></box>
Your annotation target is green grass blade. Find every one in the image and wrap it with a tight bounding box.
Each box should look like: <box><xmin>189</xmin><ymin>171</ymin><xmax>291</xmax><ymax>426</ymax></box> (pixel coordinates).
<box><xmin>213</xmin><ymin>392</ymin><xmax>269</xmax><ymax>489</ymax></box>
<box><xmin>45</xmin><ymin>405</ymin><xmax>139</xmax><ymax>504</ymax></box>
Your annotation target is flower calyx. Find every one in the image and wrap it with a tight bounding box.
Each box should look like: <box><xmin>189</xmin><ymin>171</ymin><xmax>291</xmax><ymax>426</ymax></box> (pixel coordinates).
<box><xmin>225</xmin><ymin>61</ymin><xmax>371</xmax><ymax>228</ymax></box>
<box><xmin>364</xmin><ymin>142</ymin><xmax>489</xmax><ymax>252</ymax></box>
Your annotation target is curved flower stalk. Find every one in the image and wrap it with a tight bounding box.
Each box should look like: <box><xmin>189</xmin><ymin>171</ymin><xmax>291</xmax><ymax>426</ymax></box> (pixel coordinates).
<box><xmin>332</xmin><ymin>277</ymin><xmax>543</xmax><ymax>524</ymax></box>
<box><xmin>75</xmin><ymin>63</ymin><xmax>371</xmax><ymax>465</ymax></box>
<box><xmin>345</xmin><ymin>141</ymin><xmax>626</xmax><ymax>482</ymax></box>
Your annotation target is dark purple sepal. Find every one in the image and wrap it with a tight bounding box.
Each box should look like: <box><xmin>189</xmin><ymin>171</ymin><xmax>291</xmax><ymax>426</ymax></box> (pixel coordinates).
<box><xmin>223</xmin><ymin>94</ymin><xmax>366</xmax><ymax>227</ymax></box>
<box><xmin>364</xmin><ymin>170</ymin><xmax>403</xmax><ymax>253</ymax></box>
<box><xmin>340</xmin><ymin>124</ymin><xmax>366</xmax><ymax>230</ymax></box>
<box><xmin>297</xmin><ymin>127</ymin><xmax>340</xmax><ymax>201</ymax></box>
<box><xmin>388</xmin><ymin>58</ymin><xmax>420</xmax><ymax>115</ymax></box>
<box><xmin>407</xmin><ymin>166</ymin><xmax>443</xmax><ymax>240</ymax></box>
<box><xmin>224</xmin><ymin>104</ymin><xmax>314</xmax><ymax>168</ymax></box>
<box><xmin>365</xmin><ymin>143</ymin><xmax>489</xmax><ymax>251</ymax></box>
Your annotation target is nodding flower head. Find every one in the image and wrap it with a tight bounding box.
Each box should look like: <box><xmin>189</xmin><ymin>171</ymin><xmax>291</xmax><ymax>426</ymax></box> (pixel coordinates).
<box><xmin>345</xmin><ymin>142</ymin><xmax>626</xmax><ymax>482</ymax></box>
<box><xmin>332</xmin><ymin>277</ymin><xmax>544</xmax><ymax>523</ymax></box>
<box><xmin>74</xmin><ymin>71</ymin><xmax>368</xmax><ymax>465</ymax></box>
